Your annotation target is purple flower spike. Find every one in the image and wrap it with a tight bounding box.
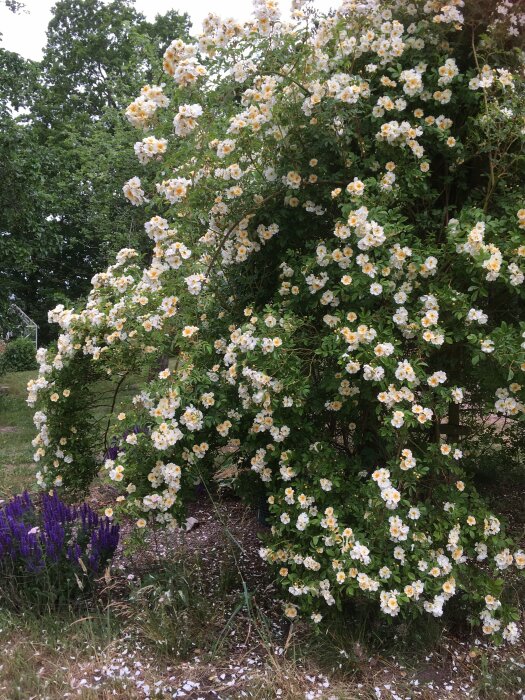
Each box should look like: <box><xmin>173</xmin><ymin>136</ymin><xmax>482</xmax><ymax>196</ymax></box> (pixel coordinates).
<box><xmin>0</xmin><ymin>491</ymin><xmax>119</xmax><ymax>607</ymax></box>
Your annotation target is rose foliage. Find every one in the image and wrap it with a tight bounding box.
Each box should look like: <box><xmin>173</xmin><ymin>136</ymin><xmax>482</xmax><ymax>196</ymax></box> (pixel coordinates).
<box><xmin>28</xmin><ymin>0</ymin><xmax>525</xmax><ymax>641</ymax></box>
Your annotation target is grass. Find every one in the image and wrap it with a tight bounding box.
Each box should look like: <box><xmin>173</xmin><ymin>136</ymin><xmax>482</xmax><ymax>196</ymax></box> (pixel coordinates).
<box><xmin>0</xmin><ymin>366</ymin><xmax>146</xmax><ymax>496</ymax></box>
<box><xmin>0</xmin><ymin>369</ymin><xmax>523</xmax><ymax>699</ymax></box>
<box><xmin>0</xmin><ymin>605</ymin><xmax>122</xmax><ymax>699</ymax></box>
<box><xmin>0</xmin><ymin>369</ymin><xmax>38</xmax><ymax>496</ymax></box>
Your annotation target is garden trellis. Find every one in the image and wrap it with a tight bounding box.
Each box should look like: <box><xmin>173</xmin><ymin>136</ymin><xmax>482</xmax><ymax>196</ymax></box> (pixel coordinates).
<box><xmin>5</xmin><ymin>303</ymin><xmax>38</xmax><ymax>348</ymax></box>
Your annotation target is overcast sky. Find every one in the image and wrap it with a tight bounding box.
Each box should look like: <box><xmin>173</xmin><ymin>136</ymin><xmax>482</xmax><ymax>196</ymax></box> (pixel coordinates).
<box><xmin>0</xmin><ymin>0</ymin><xmax>335</xmax><ymax>61</ymax></box>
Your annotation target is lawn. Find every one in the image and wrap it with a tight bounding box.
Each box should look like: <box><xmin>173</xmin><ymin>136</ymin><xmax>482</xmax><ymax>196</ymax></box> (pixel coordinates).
<box><xmin>0</xmin><ymin>370</ymin><xmax>39</xmax><ymax>496</ymax></box>
<box><xmin>0</xmin><ymin>370</ymin><xmax>523</xmax><ymax>699</ymax></box>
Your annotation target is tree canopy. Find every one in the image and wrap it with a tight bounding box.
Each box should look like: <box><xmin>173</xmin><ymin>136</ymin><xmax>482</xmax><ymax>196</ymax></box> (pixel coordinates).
<box><xmin>0</xmin><ymin>0</ymin><xmax>190</xmax><ymax>341</ymax></box>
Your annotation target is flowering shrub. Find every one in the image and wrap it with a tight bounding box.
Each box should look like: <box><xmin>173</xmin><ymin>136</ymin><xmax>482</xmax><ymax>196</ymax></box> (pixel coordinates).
<box><xmin>29</xmin><ymin>0</ymin><xmax>524</xmax><ymax>641</ymax></box>
<box><xmin>0</xmin><ymin>491</ymin><xmax>119</xmax><ymax>608</ymax></box>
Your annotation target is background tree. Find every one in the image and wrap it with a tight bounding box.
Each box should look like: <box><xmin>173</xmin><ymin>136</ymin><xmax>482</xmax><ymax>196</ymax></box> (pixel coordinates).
<box><xmin>0</xmin><ymin>48</ymin><xmax>42</xmax><ymax>332</ymax></box>
<box><xmin>0</xmin><ymin>0</ymin><xmax>190</xmax><ymax>341</ymax></box>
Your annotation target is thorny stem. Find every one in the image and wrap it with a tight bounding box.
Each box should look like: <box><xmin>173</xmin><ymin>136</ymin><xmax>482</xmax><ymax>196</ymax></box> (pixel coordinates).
<box><xmin>470</xmin><ymin>27</ymin><xmax>496</xmax><ymax>214</ymax></box>
<box><xmin>102</xmin><ymin>371</ymin><xmax>130</xmax><ymax>452</ymax></box>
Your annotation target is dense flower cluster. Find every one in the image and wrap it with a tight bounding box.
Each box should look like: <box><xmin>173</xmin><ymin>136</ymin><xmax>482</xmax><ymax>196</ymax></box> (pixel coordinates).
<box><xmin>0</xmin><ymin>491</ymin><xmax>119</xmax><ymax>606</ymax></box>
<box><xmin>31</xmin><ymin>0</ymin><xmax>524</xmax><ymax>640</ymax></box>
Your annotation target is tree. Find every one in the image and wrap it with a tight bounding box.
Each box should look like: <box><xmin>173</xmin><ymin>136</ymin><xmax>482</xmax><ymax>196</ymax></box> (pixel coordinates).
<box><xmin>0</xmin><ymin>0</ymin><xmax>190</xmax><ymax>341</ymax></box>
<box><xmin>37</xmin><ymin>0</ymin><xmax>190</xmax><ymax>122</ymax></box>
<box><xmin>0</xmin><ymin>49</ymin><xmax>43</xmax><ymax>324</ymax></box>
